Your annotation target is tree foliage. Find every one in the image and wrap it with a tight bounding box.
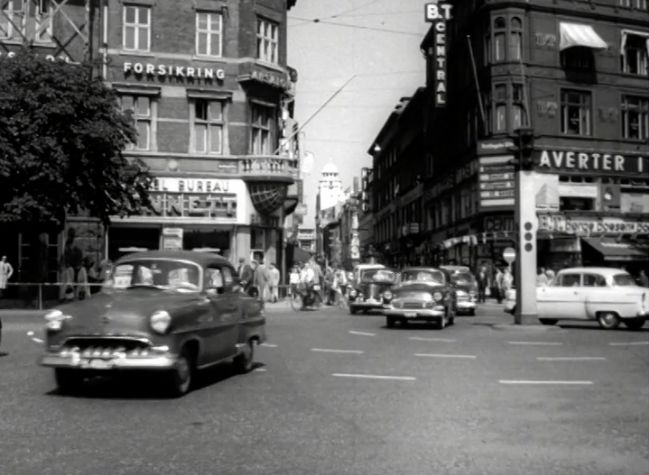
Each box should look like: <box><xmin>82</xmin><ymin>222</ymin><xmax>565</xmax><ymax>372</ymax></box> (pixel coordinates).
<box><xmin>0</xmin><ymin>49</ymin><xmax>152</xmax><ymax>230</ymax></box>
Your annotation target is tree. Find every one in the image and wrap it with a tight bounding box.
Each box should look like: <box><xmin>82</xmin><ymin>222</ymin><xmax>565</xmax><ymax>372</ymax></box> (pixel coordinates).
<box><xmin>0</xmin><ymin>49</ymin><xmax>152</xmax><ymax>231</ymax></box>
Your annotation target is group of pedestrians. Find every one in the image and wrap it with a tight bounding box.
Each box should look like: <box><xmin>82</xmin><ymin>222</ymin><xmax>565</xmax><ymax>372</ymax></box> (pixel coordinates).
<box><xmin>476</xmin><ymin>264</ymin><xmax>514</xmax><ymax>303</ymax></box>
<box><xmin>237</xmin><ymin>258</ymin><xmax>281</xmax><ymax>303</ymax></box>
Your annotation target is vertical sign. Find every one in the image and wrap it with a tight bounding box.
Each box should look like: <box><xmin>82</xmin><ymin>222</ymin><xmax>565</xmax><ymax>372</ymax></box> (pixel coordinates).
<box><xmin>425</xmin><ymin>2</ymin><xmax>453</xmax><ymax>107</ymax></box>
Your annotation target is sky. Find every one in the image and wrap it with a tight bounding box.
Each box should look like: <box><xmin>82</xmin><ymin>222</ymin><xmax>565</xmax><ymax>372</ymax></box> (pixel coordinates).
<box><xmin>287</xmin><ymin>0</ymin><xmax>432</xmax><ymax>228</ymax></box>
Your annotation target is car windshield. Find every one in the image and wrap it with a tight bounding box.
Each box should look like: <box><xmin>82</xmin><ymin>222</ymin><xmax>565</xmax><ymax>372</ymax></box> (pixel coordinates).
<box><xmin>401</xmin><ymin>270</ymin><xmax>445</xmax><ymax>284</ymax></box>
<box><xmin>452</xmin><ymin>272</ymin><xmax>476</xmax><ymax>285</ymax></box>
<box><xmin>107</xmin><ymin>259</ymin><xmax>202</xmax><ymax>291</ymax></box>
<box><xmin>361</xmin><ymin>269</ymin><xmax>397</xmax><ymax>284</ymax></box>
<box><xmin>613</xmin><ymin>273</ymin><xmax>636</xmax><ymax>286</ymax></box>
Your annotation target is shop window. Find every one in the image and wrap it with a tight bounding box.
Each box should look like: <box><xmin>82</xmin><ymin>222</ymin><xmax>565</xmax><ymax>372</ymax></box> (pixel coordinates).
<box><xmin>621</xmin><ymin>32</ymin><xmax>649</xmax><ymax>76</ymax></box>
<box><xmin>196</xmin><ymin>11</ymin><xmax>223</xmax><ymax>57</ymax></box>
<box><xmin>560</xmin><ymin>197</ymin><xmax>594</xmax><ymax>211</ymax></box>
<box><xmin>251</xmin><ymin>103</ymin><xmax>274</xmax><ymax>155</ymax></box>
<box><xmin>123</xmin><ymin>5</ymin><xmax>150</xmax><ymax>52</ymax></box>
<box><xmin>0</xmin><ymin>0</ymin><xmax>25</xmax><ymax>41</ymax></box>
<box><xmin>120</xmin><ymin>95</ymin><xmax>153</xmax><ymax>151</ymax></box>
<box><xmin>560</xmin><ymin>89</ymin><xmax>591</xmax><ymax>136</ymax></box>
<box><xmin>257</xmin><ymin>17</ymin><xmax>278</xmax><ymax>64</ymax></box>
<box><xmin>192</xmin><ymin>99</ymin><xmax>224</xmax><ymax>154</ymax></box>
<box><xmin>621</xmin><ymin>96</ymin><xmax>649</xmax><ymax>140</ymax></box>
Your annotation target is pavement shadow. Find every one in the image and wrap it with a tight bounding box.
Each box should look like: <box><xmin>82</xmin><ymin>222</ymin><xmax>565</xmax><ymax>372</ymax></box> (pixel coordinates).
<box><xmin>557</xmin><ymin>323</ymin><xmax>649</xmax><ymax>333</ymax></box>
<box><xmin>0</xmin><ymin>351</ymin><xmax>8</xmax><ymax>358</ymax></box>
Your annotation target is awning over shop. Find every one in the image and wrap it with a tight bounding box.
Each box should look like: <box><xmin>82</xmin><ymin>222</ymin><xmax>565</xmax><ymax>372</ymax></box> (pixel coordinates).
<box><xmin>559</xmin><ymin>23</ymin><xmax>608</xmax><ymax>51</ymax></box>
<box><xmin>581</xmin><ymin>238</ymin><xmax>649</xmax><ymax>262</ymax></box>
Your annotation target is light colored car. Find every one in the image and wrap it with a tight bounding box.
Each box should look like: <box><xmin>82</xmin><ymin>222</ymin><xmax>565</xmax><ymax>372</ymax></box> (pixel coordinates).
<box><xmin>40</xmin><ymin>250</ymin><xmax>266</xmax><ymax>396</ymax></box>
<box><xmin>383</xmin><ymin>267</ymin><xmax>456</xmax><ymax>329</ymax></box>
<box><xmin>504</xmin><ymin>267</ymin><xmax>649</xmax><ymax>330</ymax></box>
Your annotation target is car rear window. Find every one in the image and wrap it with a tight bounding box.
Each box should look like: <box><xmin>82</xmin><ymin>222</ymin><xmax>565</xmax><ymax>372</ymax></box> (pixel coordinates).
<box><xmin>361</xmin><ymin>269</ymin><xmax>397</xmax><ymax>284</ymax></box>
<box><xmin>452</xmin><ymin>272</ymin><xmax>476</xmax><ymax>285</ymax></box>
<box><xmin>401</xmin><ymin>270</ymin><xmax>445</xmax><ymax>284</ymax></box>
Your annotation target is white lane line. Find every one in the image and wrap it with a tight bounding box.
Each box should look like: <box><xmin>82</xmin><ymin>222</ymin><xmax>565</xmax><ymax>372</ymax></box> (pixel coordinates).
<box><xmin>409</xmin><ymin>337</ymin><xmax>457</xmax><ymax>343</ymax></box>
<box><xmin>536</xmin><ymin>356</ymin><xmax>606</xmax><ymax>361</ymax></box>
<box><xmin>499</xmin><ymin>380</ymin><xmax>593</xmax><ymax>385</ymax></box>
<box><xmin>349</xmin><ymin>330</ymin><xmax>376</xmax><ymax>337</ymax></box>
<box><xmin>415</xmin><ymin>353</ymin><xmax>476</xmax><ymax>359</ymax></box>
<box><xmin>253</xmin><ymin>367</ymin><xmax>267</xmax><ymax>372</ymax></box>
<box><xmin>312</xmin><ymin>348</ymin><xmax>364</xmax><ymax>354</ymax></box>
<box><xmin>609</xmin><ymin>341</ymin><xmax>649</xmax><ymax>347</ymax></box>
<box><xmin>508</xmin><ymin>341</ymin><xmax>563</xmax><ymax>346</ymax></box>
<box><xmin>332</xmin><ymin>373</ymin><xmax>416</xmax><ymax>381</ymax></box>
<box><xmin>260</xmin><ymin>343</ymin><xmax>278</xmax><ymax>348</ymax></box>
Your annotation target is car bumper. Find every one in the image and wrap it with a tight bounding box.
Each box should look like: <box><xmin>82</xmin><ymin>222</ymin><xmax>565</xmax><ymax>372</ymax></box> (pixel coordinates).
<box><xmin>456</xmin><ymin>301</ymin><xmax>476</xmax><ymax>311</ymax></box>
<box><xmin>384</xmin><ymin>307</ymin><xmax>446</xmax><ymax>319</ymax></box>
<box><xmin>349</xmin><ymin>300</ymin><xmax>385</xmax><ymax>310</ymax></box>
<box><xmin>40</xmin><ymin>348</ymin><xmax>177</xmax><ymax>371</ymax></box>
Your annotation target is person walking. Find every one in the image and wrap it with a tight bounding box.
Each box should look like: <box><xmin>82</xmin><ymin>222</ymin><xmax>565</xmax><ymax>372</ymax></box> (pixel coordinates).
<box><xmin>0</xmin><ymin>255</ymin><xmax>14</xmax><ymax>298</ymax></box>
<box><xmin>638</xmin><ymin>269</ymin><xmax>649</xmax><ymax>288</ymax></box>
<box><xmin>536</xmin><ymin>268</ymin><xmax>549</xmax><ymax>287</ymax></box>
<box><xmin>502</xmin><ymin>267</ymin><xmax>514</xmax><ymax>293</ymax></box>
<box><xmin>254</xmin><ymin>259</ymin><xmax>271</xmax><ymax>303</ymax></box>
<box><xmin>494</xmin><ymin>267</ymin><xmax>504</xmax><ymax>304</ymax></box>
<box><xmin>289</xmin><ymin>264</ymin><xmax>300</xmax><ymax>297</ymax></box>
<box><xmin>269</xmin><ymin>263</ymin><xmax>280</xmax><ymax>303</ymax></box>
<box><xmin>476</xmin><ymin>264</ymin><xmax>489</xmax><ymax>303</ymax></box>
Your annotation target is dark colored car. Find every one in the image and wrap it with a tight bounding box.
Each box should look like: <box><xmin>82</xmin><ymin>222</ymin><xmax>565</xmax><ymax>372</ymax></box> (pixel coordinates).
<box><xmin>39</xmin><ymin>250</ymin><xmax>265</xmax><ymax>397</ymax></box>
<box><xmin>382</xmin><ymin>267</ymin><xmax>456</xmax><ymax>329</ymax></box>
<box><xmin>348</xmin><ymin>265</ymin><xmax>398</xmax><ymax>315</ymax></box>
<box><xmin>447</xmin><ymin>271</ymin><xmax>478</xmax><ymax>316</ymax></box>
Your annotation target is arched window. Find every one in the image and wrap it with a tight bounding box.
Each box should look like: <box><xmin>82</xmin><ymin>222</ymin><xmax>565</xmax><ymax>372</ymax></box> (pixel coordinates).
<box><xmin>510</xmin><ymin>17</ymin><xmax>522</xmax><ymax>61</ymax></box>
<box><xmin>494</xmin><ymin>17</ymin><xmax>506</xmax><ymax>62</ymax></box>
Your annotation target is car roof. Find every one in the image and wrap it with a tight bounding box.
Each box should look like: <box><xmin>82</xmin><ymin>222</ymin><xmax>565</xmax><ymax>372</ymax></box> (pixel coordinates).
<box><xmin>402</xmin><ymin>267</ymin><xmax>444</xmax><ymax>272</ymax></box>
<box><xmin>439</xmin><ymin>265</ymin><xmax>471</xmax><ymax>273</ymax></box>
<box><xmin>557</xmin><ymin>267</ymin><xmax>629</xmax><ymax>276</ymax></box>
<box><xmin>117</xmin><ymin>250</ymin><xmax>232</xmax><ymax>267</ymax></box>
<box><xmin>355</xmin><ymin>264</ymin><xmax>385</xmax><ymax>271</ymax></box>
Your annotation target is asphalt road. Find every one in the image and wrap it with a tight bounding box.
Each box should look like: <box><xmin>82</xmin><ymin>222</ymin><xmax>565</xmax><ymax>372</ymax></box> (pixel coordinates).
<box><xmin>0</xmin><ymin>303</ymin><xmax>648</xmax><ymax>475</ymax></box>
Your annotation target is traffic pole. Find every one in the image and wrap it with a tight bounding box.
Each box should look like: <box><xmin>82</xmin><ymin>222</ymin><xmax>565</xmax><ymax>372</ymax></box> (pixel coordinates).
<box><xmin>514</xmin><ymin>168</ymin><xmax>538</xmax><ymax>324</ymax></box>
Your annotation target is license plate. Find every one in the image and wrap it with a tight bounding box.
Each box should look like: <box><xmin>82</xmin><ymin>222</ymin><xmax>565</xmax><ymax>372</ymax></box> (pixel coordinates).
<box><xmin>80</xmin><ymin>359</ymin><xmax>113</xmax><ymax>370</ymax></box>
<box><xmin>404</xmin><ymin>312</ymin><xmax>417</xmax><ymax>318</ymax></box>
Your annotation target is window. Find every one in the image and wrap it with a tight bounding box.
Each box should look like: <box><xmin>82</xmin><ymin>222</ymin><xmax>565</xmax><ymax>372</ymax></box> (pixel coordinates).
<box><xmin>583</xmin><ymin>274</ymin><xmax>606</xmax><ymax>287</ymax></box>
<box><xmin>509</xmin><ymin>17</ymin><xmax>522</xmax><ymax>61</ymax></box>
<box><xmin>35</xmin><ymin>0</ymin><xmax>52</xmax><ymax>43</ymax></box>
<box><xmin>621</xmin><ymin>32</ymin><xmax>649</xmax><ymax>76</ymax></box>
<box><xmin>251</xmin><ymin>103</ymin><xmax>274</xmax><ymax>155</ymax></box>
<box><xmin>561</xmin><ymin>47</ymin><xmax>594</xmax><ymax>70</ymax></box>
<box><xmin>494</xmin><ymin>84</ymin><xmax>507</xmax><ymax>132</ymax></box>
<box><xmin>494</xmin><ymin>17</ymin><xmax>506</xmax><ymax>62</ymax></box>
<box><xmin>120</xmin><ymin>95</ymin><xmax>153</xmax><ymax>151</ymax></box>
<box><xmin>619</xmin><ymin>0</ymin><xmax>648</xmax><ymax>9</ymax></box>
<box><xmin>622</xmin><ymin>96</ymin><xmax>649</xmax><ymax>140</ymax></box>
<box><xmin>196</xmin><ymin>11</ymin><xmax>222</xmax><ymax>57</ymax></box>
<box><xmin>257</xmin><ymin>18</ymin><xmax>278</xmax><ymax>64</ymax></box>
<box><xmin>559</xmin><ymin>197</ymin><xmax>594</xmax><ymax>211</ymax></box>
<box><xmin>561</xmin><ymin>89</ymin><xmax>591</xmax><ymax>135</ymax></box>
<box><xmin>123</xmin><ymin>5</ymin><xmax>150</xmax><ymax>51</ymax></box>
<box><xmin>558</xmin><ymin>273</ymin><xmax>581</xmax><ymax>287</ymax></box>
<box><xmin>0</xmin><ymin>0</ymin><xmax>25</xmax><ymax>41</ymax></box>
<box><xmin>512</xmin><ymin>84</ymin><xmax>527</xmax><ymax>129</ymax></box>
<box><xmin>192</xmin><ymin>100</ymin><xmax>224</xmax><ymax>154</ymax></box>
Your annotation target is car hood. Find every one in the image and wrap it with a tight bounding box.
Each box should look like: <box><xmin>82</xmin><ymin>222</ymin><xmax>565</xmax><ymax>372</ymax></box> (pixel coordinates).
<box><xmin>50</xmin><ymin>289</ymin><xmax>205</xmax><ymax>338</ymax></box>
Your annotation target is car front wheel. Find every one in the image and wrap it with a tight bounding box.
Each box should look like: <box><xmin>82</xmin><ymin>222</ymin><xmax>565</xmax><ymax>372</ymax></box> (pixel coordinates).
<box><xmin>597</xmin><ymin>312</ymin><xmax>620</xmax><ymax>330</ymax></box>
<box><xmin>166</xmin><ymin>348</ymin><xmax>194</xmax><ymax>397</ymax></box>
<box><xmin>54</xmin><ymin>368</ymin><xmax>84</xmax><ymax>394</ymax></box>
<box><xmin>233</xmin><ymin>340</ymin><xmax>255</xmax><ymax>374</ymax></box>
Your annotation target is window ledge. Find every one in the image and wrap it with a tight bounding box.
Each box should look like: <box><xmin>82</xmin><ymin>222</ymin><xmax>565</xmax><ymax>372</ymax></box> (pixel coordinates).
<box><xmin>192</xmin><ymin>54</ymin><xmax>225</xmax><ymax>63</ymax></box>
<box><xmin>119</xmin><ymin>49</ymin><xmax>154</xmax><ymax>57</ymax></box>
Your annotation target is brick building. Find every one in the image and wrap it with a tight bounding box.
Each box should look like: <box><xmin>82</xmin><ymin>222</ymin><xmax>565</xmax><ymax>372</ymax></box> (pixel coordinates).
<box><xmin>1</xmin><ymin>0</ymin><xmax>300</xmax><ymax>283</ymax></box>
<box><xmin>367</xmin><ymin>0</ymin><xmax>649</xmax><ymax>274</ymax></box>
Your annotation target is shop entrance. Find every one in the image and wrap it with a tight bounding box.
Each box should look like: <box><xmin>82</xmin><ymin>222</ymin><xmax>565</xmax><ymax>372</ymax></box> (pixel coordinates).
<box><xmin>108</xmin><ymin>227</ymin><xmax>160</xmax><ymax>261</ymax></box>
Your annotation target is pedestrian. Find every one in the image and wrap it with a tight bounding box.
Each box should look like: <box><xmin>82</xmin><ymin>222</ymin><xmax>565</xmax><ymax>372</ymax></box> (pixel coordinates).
<box><xmin>545</xmin><ymin>268</ymin><xmax>555</xmax><ymax>283</ymax></box>
<box><xmin>254</xmin><ymin>259</ymin><xmax>271</xmax><ymax>302</ymax></box>
<box><xmin>502</xmin><ymin>267</ymin><xmax>514</xmax><ymax>292</ymax></box>
<box><xmin>638</xmin><ymin>270</ymin><xmax>649</xmax><ymax>288</ymax></box>
<box><xmin>476</xmin><ymin>264</ymin><xmax>488</xmax><ymax>303</ymax></box>
<box><xmin>289</xmin><ymin>264</ymin><xmax>300</xmax><ymax>297</ymax></box>
<box><xmin>239</xmin><ymin>259</ymin><xmax>254</xmax><ymax>289</ymax></box>
<box><xmin>536</xmin><ymin>268</ymin><xmax>548</xmax><ymax>287</ymax></box>
<box><xmin>269</xmin><ymin>263</ymin><xmax>280</xmax><ymax>303</ymax></box>
<box><xmin>494</xmin><ymin>267</ymin><xmax>504</xmax><ymax>304</ymax></box>
<box><xmin>0</xmin><ymin>255</ymin><xmax>14</xmax><ymax>298</ymax></box>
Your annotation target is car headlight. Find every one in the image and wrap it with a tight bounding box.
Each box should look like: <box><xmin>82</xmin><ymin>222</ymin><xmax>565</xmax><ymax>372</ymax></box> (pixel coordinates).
<box><xmin>383</xmin><ymin>290</ymin><xmax>393</xmax><ymax>301</ymax></box>
<box><xmin>150</xmin><ymin>310</ymin><xmax>171</xmax><ymax>334</ymax></box>
<box><xmin>456</xmin><ymin>290</ymin><xmax>467</xmax><ymax>297</ymax></box>
<box><xmin>349</xmin><ymin>289</ymin><xmax>357</xmax><ymax>298</ymax></box>
<box><xmin>433</xmin><ymin>292</ymin><xmax>443</xmax><ymax>302</ymax></box>
<box><xmin>44</xmin><ymin>309</ymin><xmax>71</xmax><ymax>331</ymax></box>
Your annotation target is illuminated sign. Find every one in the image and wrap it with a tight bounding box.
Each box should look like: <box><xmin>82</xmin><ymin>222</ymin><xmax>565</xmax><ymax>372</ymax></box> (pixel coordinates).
<box><xmin>538</xmin><ymin>215</ymin><xmax>649</xmax><ymax>236</ymax></box>
<box><xmin>123</xmin><ymin>62</ymin><xmax>225</xmax><ymax>80</ymax></box>
<box><xmin>145</xmin><ymin>193</ymin><xmax>237</xmax><ymax>219</ymax></box>
<box><xmin>152</xmin><ymin>177</ymin><xmax>230</xmax><ymax>193</ymax></box>
<box><xmin>425</xmin><ymin>2</ymin><xmax>452</xmax><ymax>107</ymax></box>
<box><xmin>537</xmin><ymin>150</ymin><xmax>647</xmax><ymax>174</ymax></box>
<box><xmin>425</xmin><ymin>2</ymin><xmax>453</xmax><ymax>21</ymax></box>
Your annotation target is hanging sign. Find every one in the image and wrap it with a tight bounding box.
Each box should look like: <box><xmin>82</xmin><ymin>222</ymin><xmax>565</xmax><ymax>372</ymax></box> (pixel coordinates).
<box><xmin>426</xmin><ymin>2</ymin><xmax>453</xmax><ymax>107</ymax></box>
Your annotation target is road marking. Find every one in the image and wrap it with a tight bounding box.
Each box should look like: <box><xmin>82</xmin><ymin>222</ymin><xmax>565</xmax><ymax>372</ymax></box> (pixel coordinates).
<box><xmin>609</xmin><ymin>341</ymin><xmax>649</xmax><ymax>347</ymax></box>
<box><xmin>332</xmin><ymin>373</ymin><xmax>416</xmax><ymax>381</ymax></box>
<box><xmin>253</xmin><ymin>368</ymin><xmax>267</xmax><ymax>372</ymax></box>
<box><xmin>26</xmin><ymin>331</ymin><xmax>44</xmax><ymax>344</ymax></box>
<box><xmin>499</xmin><ymin>380</ymin><xmax>593</xmax><ymax>385</ymax></box>
<box><xmin>312</xmin><ymin>348</ymin><xmax>364</xmax><ymax>354</ymax></box>
<box><xmin>409</xmin><ymin>337</ymin><xmax>457</xmax><ymax>343</ymax></box>
<box><xmin>536</xmin><ymin>356</ymin><xmax>606</xmax><ymax>361</ymax></box>
<box><xmin>349</xmin><ymin>330</ymin><xmax>376</xmax><ymax>337</ymax></box>
<box><xmin>508</xmin><ymin>341</ymin><xmax>563</xmax><ymax>346</ymax></box>
<box><xmin>260</xmin><ymin>343</ymin><xmax>278</xmax><ymax>348</ymax></box>
<box><xmin>415</xmin><ymin>353</ymin><xmax>476</xmax><ymax>359</ymax></box>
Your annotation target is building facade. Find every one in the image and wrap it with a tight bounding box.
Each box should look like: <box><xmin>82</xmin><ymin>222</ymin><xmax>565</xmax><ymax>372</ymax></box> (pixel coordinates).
<box><xmin>367</xmin><ymin>0</ymin><xmax>649</xmax><ymax>274</ymax></box>
<box><xmin>1</xmin><ymin>0</ymin><xmax>300</xmax><ymax>283</ymax></box>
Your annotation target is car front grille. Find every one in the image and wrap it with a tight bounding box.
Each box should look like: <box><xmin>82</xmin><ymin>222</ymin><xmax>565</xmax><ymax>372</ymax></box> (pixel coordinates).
<box><xmin>403</xmin><ymin>302</ymin><xmax>424</xmax><ymax>309</ymax></box>
<box><xmin>60</xmin><ymin>337</ymin><xmax>151</xmax><ymax>358</ymax></box>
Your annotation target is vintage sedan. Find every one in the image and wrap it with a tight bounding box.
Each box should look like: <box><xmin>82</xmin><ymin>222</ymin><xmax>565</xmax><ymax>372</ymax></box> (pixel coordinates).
<box><xmin>382</xmin><ymin>267</ymin><xmax>456</xmax><ymax>329</ymax></box>
<box><xmin>348</xmin><ymin>264</ymin><xmax>397</xmax><ymax>314</ymax></box>
<box><xmin>442</xmin><ymin>268</ymin><xmax>478</xmax><ymax>316</ymax></box>
<box><xmin>504</xmin><ymin>267</ymin><xmax>649</xmax><ymax>330</ymax></box>
<box><xmin>39</xmin><ymin>250</ymin><xmax>266</xmax><ymax>396</ymax></box>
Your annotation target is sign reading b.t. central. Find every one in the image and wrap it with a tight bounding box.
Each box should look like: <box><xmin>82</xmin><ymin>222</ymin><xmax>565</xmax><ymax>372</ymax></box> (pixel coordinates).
<box><xmin>425</xmin><ymin>2</ymin><xmax>453</xmax><ymax>107</ymax></box>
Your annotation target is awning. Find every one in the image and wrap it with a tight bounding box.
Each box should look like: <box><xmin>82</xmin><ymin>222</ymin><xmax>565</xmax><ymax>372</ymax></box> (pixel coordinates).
<box><xmin>582</xmin><ymin>238</ymin><xmax>649</xmax><ymax>262</ymax></box>
<box><xmin>559</xmin><ymin>23</ymin><xmax>608</xmax><ymax>51</ymax></box>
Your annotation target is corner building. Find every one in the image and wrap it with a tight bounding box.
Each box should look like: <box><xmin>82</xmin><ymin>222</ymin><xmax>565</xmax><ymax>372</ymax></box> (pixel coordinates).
<box><xmin>368</xmin><ymin>0</ymin><xmax>649</xmax><ymax>273</ymax></box>
<box><xmin>0</xmin><ymin>0</ymin><xmax>300</xmax><ymax>279</ymax></box>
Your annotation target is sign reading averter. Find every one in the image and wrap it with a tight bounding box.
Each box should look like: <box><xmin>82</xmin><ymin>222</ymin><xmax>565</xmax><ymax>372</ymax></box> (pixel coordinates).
<box><xmin>536</xmin><ymin>150</ymin><xmax>647</xmax><ymax>174</ymax></box>
<box><xmin>425</xmin><ymin>2</ymin><xmax>453</xmax><ymax>107</ymax></box>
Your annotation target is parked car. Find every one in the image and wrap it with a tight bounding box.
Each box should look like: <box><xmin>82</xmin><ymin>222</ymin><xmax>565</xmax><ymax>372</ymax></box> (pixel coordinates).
<box><xmin>382</xmin><ymin>267</ymin><xmax>456</xmax><ymax>329</ymax></box>
<box><xmin>440</xmin><ymin>267</ymin><xmax>478</xmax><ymax>316</ymax></box>
<box><xmin>348</xmin><ymin>264</ymin><xmax>397</xmax><ymax>314</ymax></box>
<box><xmin>504</xmin><ymin>267</ymin><xmax>649</xmax><ymax>330</ymax></box>
<box><xmin>39</xmin><ymin>250</ymin><xmax>266</xmax><ymax>396</ymax></box>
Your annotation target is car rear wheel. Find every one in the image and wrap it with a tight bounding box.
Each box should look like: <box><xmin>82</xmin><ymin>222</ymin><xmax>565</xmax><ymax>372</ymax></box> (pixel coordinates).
<box><xmin>386</xmin><ymin>316</ymin><xmax>396</xmax><ymax>328</ymax></box>
<box><xmin>623</xmin><ymin>318</ymin><xmax>646</xmax><ymax>331</ymax></box>
<box><xmin>233</xmin><ymin>339</ymin><xmax>255</xmax><ymax>373</ymax></box>
<box><xmin>166</xmin><ymin>347</ymin><xmax>194</xmax><ymax>397</ymax></box>
<box><xmin>54</xmin><ymin>368</ymin><xmax>84</xmax><ymax>394</ymax></box>
<box><xmin>437</xmin><ymin>317</ymin><xmax>446</xmax><ymax>330</ymax></box>
<box><xmin>349</xmin><ymin>306</ymin><xmax>357</xmax><ymax>315</ymax></box>
<box><xmin>597</xmin><ymin>312</ymin><xmax>620</xmax><ymax>330</ymax></box>
<box><xmin>539</xmin><ymin>318</ymin><xmax>557</xmax><ymax>326</ymax></box>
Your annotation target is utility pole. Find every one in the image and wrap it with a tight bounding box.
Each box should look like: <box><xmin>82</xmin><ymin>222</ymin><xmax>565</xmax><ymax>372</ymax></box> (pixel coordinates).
<box><xmin>512</xmin><ymin>127</ymin><xmax>538</xmax><ymax>324</ymax></box>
